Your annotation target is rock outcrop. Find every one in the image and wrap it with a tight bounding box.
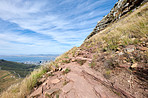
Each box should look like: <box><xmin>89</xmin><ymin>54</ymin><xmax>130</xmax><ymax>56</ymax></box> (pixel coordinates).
<box><xmin>85</xmin><ymin>0</ymin><xmax>148</xmax><ymax>40</ymax></box>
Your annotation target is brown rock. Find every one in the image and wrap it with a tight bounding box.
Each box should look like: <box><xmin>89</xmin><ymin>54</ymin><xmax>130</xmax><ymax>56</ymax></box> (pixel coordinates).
<box><xmin>123</xmin><ymin>57</ymin><xmax>127</xmax><ymax>60</ymax></box>
<box><xmin>62</xmin><ymin>82</ymin><xmax>73</xmax><ymax>93</ymax></box>
<box><xmin>71</xmin><ymin>58</ymin><xmax>75</xmax><ymax>62</ymax></box>
<box><xmin>123</xmin><ymin>60</ymin><xmax>127</xmax><ymax>63</ymax></box>
<box><xmin>30</xmin><ymin>86</ymin><xmax>43</xmax><ymax>97</ymax></box>
<box><xmin>118</xmin><ymin>52</ymin><xmax>124</xmax><ymax>56</ymax></box>
<box><xmin>51</xmin><ymin>79</ymin><xmax>60</xmax><ymax>84</ymax></box>
<box><xmin>45</xmin><ymin>88</ymin><xmax>60</xmax><ymax>96</ymax></box>
<box><xmin>39</xmin><ymin>78</ymin><xmax>46</xmax><ymax>83</ymax></box>
<box><xmin>116</xmin><ymin>51</ymin><xmax>120</xmax><ymax>54</ymax></box>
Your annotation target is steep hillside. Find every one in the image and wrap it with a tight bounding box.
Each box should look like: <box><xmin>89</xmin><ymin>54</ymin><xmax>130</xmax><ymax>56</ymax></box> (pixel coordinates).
<box><xmin>0</xmin><ymin>70</ymin><xmax>21</xmax><ymax>93</ymax></box>
<box><xmin>0</xmin><ymin>60</ymin><xmax>37</xmax><ymax>93</ymax></box>
<box><xmin>1</xmin><ymin>1</ymin><xmax>148</xmax><ymax>98</ymax></box>
<box><xmin>86</xmin><ymin>0</ymin><xmax>148</xmax><ymax>40</ymax></box>
<box><xmin>0</xmin><ymin>59</ymin><xmax>37</xmax><ymax>77</ymax></box>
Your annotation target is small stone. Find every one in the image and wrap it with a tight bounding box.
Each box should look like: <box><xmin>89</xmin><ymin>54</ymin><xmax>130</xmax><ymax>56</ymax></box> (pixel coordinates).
<box><xmin>30</xmin><ymin>86</ymin><xmax>42</xmax><ymax>97</ymax></box>
<box><xmin>127</xmin><ymin>63</ymin><xmax>131</xmax><ymax>65</ymax></box>
<box><xmin>130</xmin><ymin>56</ymin><xmax>134</xmax><ymax>59</ymax></box>
<box><xmin>71</xmin><ymin>58</ymin><xmax>75</xmax><ymax>62</ymax></box>
<box><xmin>116</xmin><ymin>51</ymin><xmax>120</xmax><ymax>54</ymax></box>
<box><xmin>50</xmin><ymin>70</ymin><xmax>54</xmax><ymax>73</ymax></box>
<box><xmin>51</xmin><ymin>79</ymin><xmax>60</xmax><ymax>84</ymax></box>
<box><xmin>125</xmin><ymin>45</ymin><xmax>135</xmax><ymax>53</ymax></box>
<box><xmin>131</xmin><ymin>63</ymin><xmax>138</xmax><ymax>68</ymax></box>
<box><xmin>116</xmin><ymin>47</ymin><xmax>121</xmax><ymax>51</ymax></box>
<box><xmin>118</xmin><ymin>52</ymin><xmax>124</xmax><ymax>56</ymax></box>
<box><xmin>131</xmin><ymin>38</ymin><xmax>136</xmax><ymax>41</ymax></box>
<box><xmin>123</xmin><ymin>60</ymin><xmax>126</xmax><ymax>63</ymax></box>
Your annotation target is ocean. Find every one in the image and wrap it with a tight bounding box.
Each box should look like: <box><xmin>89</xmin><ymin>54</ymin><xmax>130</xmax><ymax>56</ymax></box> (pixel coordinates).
<box><xmin>0</xmin><ymin>54</ymin><xmax>59</xmax><ymax>65</ymax></box>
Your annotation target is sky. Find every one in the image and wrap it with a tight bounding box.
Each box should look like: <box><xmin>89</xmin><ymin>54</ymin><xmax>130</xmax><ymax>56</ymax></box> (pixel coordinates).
<box><xmin>0</xmin><ymin>0</ymin><xmax>117</xmax><ymax>55</ymax></box>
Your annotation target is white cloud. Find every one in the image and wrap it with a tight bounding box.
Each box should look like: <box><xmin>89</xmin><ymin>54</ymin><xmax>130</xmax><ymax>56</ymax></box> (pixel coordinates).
<box><xmin>0</xmin><ymin>0</ymin><xmax>117</xmax><ymax>54</ymax></box>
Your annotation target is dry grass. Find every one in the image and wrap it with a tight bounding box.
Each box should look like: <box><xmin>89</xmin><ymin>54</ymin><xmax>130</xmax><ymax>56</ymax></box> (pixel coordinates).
<box><xmin>0</xmin><ymin>70</ymin><xmax>22</xmax><ymax>93</ymax></box>
<box><xmin>55</xmin><ymin>46</ymin><xmax>78</xmax><ymax>62</ymax></box>
<box><xmin>0</xmin><ymin>64</ymin><xmax>50</xmax><ymax>98</ymax></box>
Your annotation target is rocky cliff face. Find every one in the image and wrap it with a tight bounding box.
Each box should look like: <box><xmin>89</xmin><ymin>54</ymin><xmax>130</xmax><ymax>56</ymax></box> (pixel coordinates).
<box><xmin>85</xmin><ymin>0</ymin><xmax>148</xmax><ymax>40</ymax></box>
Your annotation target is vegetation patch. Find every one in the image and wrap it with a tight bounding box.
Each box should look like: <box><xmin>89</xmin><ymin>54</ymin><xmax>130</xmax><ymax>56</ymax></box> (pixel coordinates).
<box><xmin>61</xmin><ymin>59</ymin><xmax>70</xmax><ymax>64</ymax></box>
<box><xmin>63</xmin><ymin>68</ymin><xmax>71</xmax><ymax>74</ymax></box>
<box><xmin>103</xmin><ymin>70</ymin><xmax>111</xmax><ymax>79</ymax></box>
<box><xmin>76</xmin><ymin>59</ymin><xmax>86</xmax><ymax>65</ymax></box>
<box><xmin>89</xmin><ymin>60</ymin><xmax>96</xmax><ymax>68</ymax></box>
<box><xmin>0</xmin><ymin>59</ymin><xmax>37</xmax><ymax>77</ymax></box>
<box><xmin>0</xmin><ymin>70</ymin><xmax>22</xmax><ymax>93</ymax></box>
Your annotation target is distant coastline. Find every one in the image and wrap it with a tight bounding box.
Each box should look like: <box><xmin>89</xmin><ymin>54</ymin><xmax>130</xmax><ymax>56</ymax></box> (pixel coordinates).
<box><xmin>0</xmin><ymin>54</ymin><xmax>59</xmax><ymax>65</ymax></box>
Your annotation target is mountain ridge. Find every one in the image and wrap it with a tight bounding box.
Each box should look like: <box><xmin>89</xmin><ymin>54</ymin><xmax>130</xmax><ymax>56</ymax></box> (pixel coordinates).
<box><xmin>1</xmin><ymin>1</ymin><xmax>148</xmax><ymax>98</ymax></box>
<box><xmin>85</xmin><ymin>0</ymin><xmax>148</xmax><ymax>40</ymax></box>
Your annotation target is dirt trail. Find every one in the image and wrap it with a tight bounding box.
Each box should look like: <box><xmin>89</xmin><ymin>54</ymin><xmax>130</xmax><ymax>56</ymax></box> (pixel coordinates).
<box><xmin>60</xmin><ymin>62</ymin><xmax>117</xmax><ymax>98</ymax></box>
<box><xmin>29</xmin><ymin>56</ymin><xmax>135</xmax><ymax>98</ymax></box>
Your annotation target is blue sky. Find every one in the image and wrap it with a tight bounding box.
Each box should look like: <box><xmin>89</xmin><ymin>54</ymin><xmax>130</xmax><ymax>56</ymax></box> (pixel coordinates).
<box><xmin>0</xmin><ymin>0</ymin><xmax>117</xmax><ymax>55</ymax></box>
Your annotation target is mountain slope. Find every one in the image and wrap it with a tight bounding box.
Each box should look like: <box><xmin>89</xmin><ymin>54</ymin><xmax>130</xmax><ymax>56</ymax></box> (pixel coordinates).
<box><xmin>0</xmin><ymin>59</ymin><xmax>37</xmax><ymax>77</ymax></box>
<box><xmin>86</xmin><ymin>0</ymin><xmax>148</xmax><ymax>40</ymax></box>
<box><xmin>0</xmin><ymin>59</ymin><xmax>37</xmax><ymax>93</ymax></box>
<box><xmin>0</xmin><ymin>70</ymin><xmax>21</xmax><ymax>93</ymax></box>
<box><xmin>1</xmin><ymin>1</ymin><xmax>148</xmax><ymax>98</ymax></box>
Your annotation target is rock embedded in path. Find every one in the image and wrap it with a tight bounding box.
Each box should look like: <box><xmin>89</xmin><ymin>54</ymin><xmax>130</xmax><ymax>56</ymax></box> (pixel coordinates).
<box><xmin>51</xmin><ymin>78</ymin><xmax>60</xmax><ymax>84</ymax></box>
<box><xmin>62</xmin><ymin>82</ymin><xmax>73</xmax><ymax>93</ymax></box>
<box><xmin>29</xmin><ymin>86</ymin><xmax>43</xmax><ymax>97</ymax></box>
<box><xmin>44</xmin><ymin>88</ymin><xmax>60</xmax><ymax>96</ymax></box>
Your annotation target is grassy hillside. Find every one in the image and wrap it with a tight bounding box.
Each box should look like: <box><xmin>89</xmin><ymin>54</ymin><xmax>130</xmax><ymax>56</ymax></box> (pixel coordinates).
<box><xmin>0</xmin><ymin>59</ymin><xmax>37</xmax><ymax>77</ymax></box>
<box><xmin>0</xmin><ymin>70</ymin><xmax>22</xmax><ymax>93</ymax></box>
<box><xmin>0</xmin><ymin>60</ymin><xmax>37</xmax><ymax>93</ymax></box>
<box><xmin>0</xmin><ymin>2</ymin><xmax>148</xmax><ymax>98</ymax></box>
